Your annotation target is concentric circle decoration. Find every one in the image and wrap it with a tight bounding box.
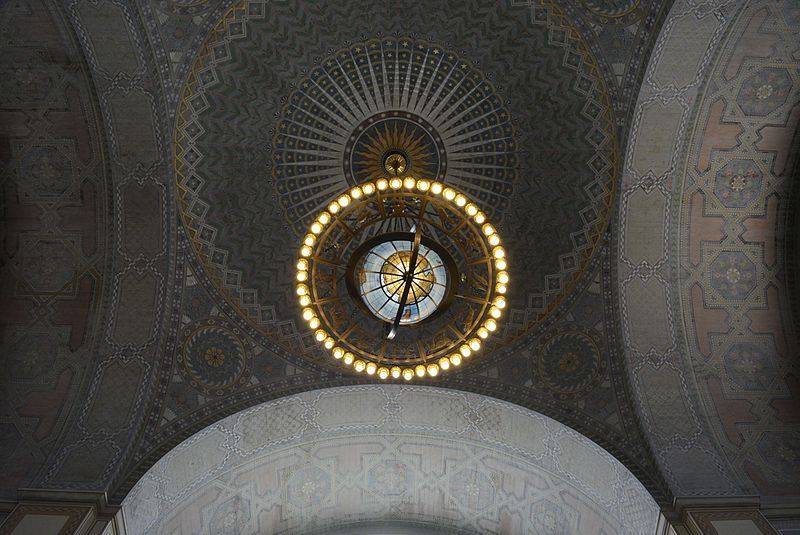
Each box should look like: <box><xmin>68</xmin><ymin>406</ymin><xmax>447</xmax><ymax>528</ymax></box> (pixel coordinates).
<box><xmin>174</xmin><ymin>2</ymin><xmax>618</xmax><ymax>368</ymax></box>
<box><xmin>537</xmin><ymin>326</ymin><xmax>603</xmax><ymax>396</ymax></box>
<box><xmin>178</xmin><ymin>319</ymin><xmax>252</xmax><ymax>395</ymax></box>
<box><xmin>296</xmin><ymin>177</ymin><xmax>509</xmax><ymax>380</ymax></box>
<box><xmin>273</xmin><ymin>37</ymin><xmax>516</xmax><ymax>235</ymax></box>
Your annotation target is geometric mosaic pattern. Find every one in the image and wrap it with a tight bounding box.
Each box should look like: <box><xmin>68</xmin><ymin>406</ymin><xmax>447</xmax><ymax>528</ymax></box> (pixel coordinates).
<box><xmin>122</xmin><ymin>386</ymin><xmax>659</xmax><ymax>535</ymax></box>
<box><xmin>173</xmin><ymin>0</ymin><xmax>620</xmax><ymax>366</ymax></box>
<box><xmin>6</xmin><ymin>0</ymin><xmax>175</xmax><ymax>504</ymax></box>
<box><xmin>0</xmin><ymin>0</ymin><xmax>112</xmax><ymax>501</ymax></box>
<box><xmin>676</xmin><ymin>0</ymin><xmax>800</xmax><ymax>498</ymax></box>
<box><xmin>618</xmin><ymin>0</ymin><xmax>800</xmax><ymax>499</ymax></box>
<box><xmin>0</xmin><ymin>0</ymin><xmax>686</xmax><ymax>518</ymax></box>
<box><xmin>9</xmin><ymin>0</ymin><xmax>769</xmax><ymax>528</ymax></box>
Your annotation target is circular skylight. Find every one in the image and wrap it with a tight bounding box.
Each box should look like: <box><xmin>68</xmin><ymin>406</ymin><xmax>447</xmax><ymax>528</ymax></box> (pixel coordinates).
<box><xmin>356</xmin><ymin>239</ymin><xmax>448</xmax><ymax>325</ymax></box>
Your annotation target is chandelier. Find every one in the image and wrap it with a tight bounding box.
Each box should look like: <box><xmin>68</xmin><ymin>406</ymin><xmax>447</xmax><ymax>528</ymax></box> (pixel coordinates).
<box><xmin>295</xmin><ymin>153</ymin><xmax>508</xmax><ymax>380</ymax></box>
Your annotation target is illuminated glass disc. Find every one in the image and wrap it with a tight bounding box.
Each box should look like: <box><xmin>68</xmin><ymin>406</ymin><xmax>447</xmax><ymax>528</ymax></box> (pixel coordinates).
<box><xmin>358</xmin><ymin>240</ymin><xmax>447</xmax><ymax>324</ymax></box>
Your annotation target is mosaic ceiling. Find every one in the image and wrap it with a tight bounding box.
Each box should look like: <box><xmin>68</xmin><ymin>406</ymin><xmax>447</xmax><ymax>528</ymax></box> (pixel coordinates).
<box><xmin>175</xmin><ymin>3</ymin><xmax>618</xmax><ymax>362</ymax></box>
<box><xmin>618</xmin><ymin>0</ymin><xmax>800</xmax><ymax>499</ymax></box>
<box><xmin>0</xmin><ymin>0</ymin><xmax>798</xmax><ymax>531</ymax></box>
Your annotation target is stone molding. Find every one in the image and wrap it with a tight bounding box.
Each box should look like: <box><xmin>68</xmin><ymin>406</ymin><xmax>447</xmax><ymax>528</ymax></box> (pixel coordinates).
<box><xmin>0</xmin><ymin>490</ymin><xmax>122</xmax><ymax>535</ymax></box>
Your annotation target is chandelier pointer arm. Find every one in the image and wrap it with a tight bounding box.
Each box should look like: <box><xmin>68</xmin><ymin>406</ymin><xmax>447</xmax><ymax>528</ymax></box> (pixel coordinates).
<box><xmin>387</xmin><ymin>224</ymin><xmax>423</xmax><ymax>340</ymax></box>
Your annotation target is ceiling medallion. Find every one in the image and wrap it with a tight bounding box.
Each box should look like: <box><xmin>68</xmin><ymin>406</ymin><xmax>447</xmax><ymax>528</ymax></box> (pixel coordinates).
<box><xmin>296</xmin><ymin>154</ymin><xmax>508</xmax><ymax>381</ymax></box>
<box><xmin>272</xmin><ymin>36</ymin><xmax>515</xmax><ymax>236</ymax></box>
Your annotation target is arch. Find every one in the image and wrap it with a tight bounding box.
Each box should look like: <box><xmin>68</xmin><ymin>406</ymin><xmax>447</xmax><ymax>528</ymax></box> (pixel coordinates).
<box><xmin>617</xmin><ymin>0</ymin><xmax>799</xmax><ymax>498</ymax></box>
<box><xmin>122</xmin><ymin>386</ymin><xmax>658</xmax><ymax>535</ymax></box>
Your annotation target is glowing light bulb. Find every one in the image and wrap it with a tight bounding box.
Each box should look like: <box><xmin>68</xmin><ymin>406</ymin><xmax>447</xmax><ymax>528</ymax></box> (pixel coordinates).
<box><xmin>333</xmin><ymin>347</ymin><xmax>344</xmax><ymax>359</ymax></box>
<box><xmin>376</xmin><ymin>178</ymin><xmax>388</xmax><ymax>190</ymax></box>
<box><xmin>308</xmin><ymin>317</ymin><xmax>320</xmax><ymax>329</ymax></box>
<box><xmin>431</xmin><ymin>182</ymin><xmax>443</xmax><ymax>195</ymax></box>
<box><xmin>439</xmin><ymin>357</ymin><xmax>451</xmax><ymax>370</ymax></box>
<box><xmin>482</xmin><ymin>224</ymin><xmax>495</xmax><ymax>236</ymax></box>
<box><xmin>403</xmin><ymin>177</ymin><xmax>416</xmax><ymax>189</ymax></box>
<box><xmin>297</xmin><ymin>259</ymin><xmax>308</xmax><ymax>270</ymax></box>
<box><xmin>459</xmin><ymin>345</ymin><xmax>471</xmax><ymax>357</ymax></box>
<box><xmin>402</xmin><ymin>368</ymin><xmax>414</xmax><ymax>380</ymax></box>
<box><xmin>296</xmin><ymin>284</ymin><xmax>309</xmax><ymax>296</ymax></box>
<box><xmin>343</xmin><ymin>352</ymin><xmax>354</xmax><ymax>365</ymax></box>
<box><xmin>427</xmin><ymin>363</ymin><xmax>439</xmax><ymax>376</ymax></box>
<box><xmin>337</xmin><ymin>194</ymin><xmax>350</xmax><ymax>207</ymax></box>
<box><xmin>318</xmin><ymin>212</ymin><xmax>330</xmax><ymax>225</ymax></box>
<box><xmin>354</xmin><ymin>360</ymin><xmax>366</xmax><ymax>372</ymax></box>
<box><xmin>390</xmin><ymin>177</ymin><xmax>402</xmax><ymax>189</ymax></box>
<box><xmin>494</xmin><ymin>296</ymin><xmax>507</xmax><ymax>309</ymax></box>
<box><xmin>469</xmin><ymin>338</ymin><xmax>481</xmax><ymax>352</ymax></box>
<box><xmin>304</xmin><ymin>234</ymin><xmax>316</xmax><ymax>246</ymax></box>
<box><xmin>324</xmin><ymin>337</ymin><xmax>335</xmax><ymax>349</ymax></box>
<box><xmin>311</xmin><ymin>222</ymin><xmax>322</xmax><ymax>234</ymax></box>
<box><xmin>477</xmin><ymin>327</ymin><xmax>489</xmax><ymax>339</ymax></box>
<box><xmin>415</xmin><ymin>364</ymin><xmax>426</xmax><ymax>377</ymax></box>
<box><xmin>299</xmin><ymin>295</ymin><xmax>311</xmax><ymax>307</ymax></box>
<box><xmin>450</xmin><ymin>354</ymin><xmax>462</xmax><ymax>366</ymax></box>
<box><xmin>485</xmin><ymin>319</ymin><xmax>497</xmax><ymax>331</ymax></box>
<box><xmin>490</xmin><ymin>306</ymin><xmax>502</xmax><ymax>319</ymax></box>
<box><xmin>417</xmin><ymin>180</ymin><xmax>430</xmax><ymax>191</ymax></box>
<box><xmin>496</xmin><ymin>283</ymin><xmax>507</xmax><ymax>294</ymax></box>
<box><xmin>495</xmin><ymin>258</ymin><xmax>507</xmax><ymax>270</ymax></box>
<box><xmin>474</xmin><ymin>212</ymin><xmax>486</xmax><ymax>224</ymax></box>
<box><xmin>455</xmin><ymin>194</ymin><xmax>467</xmax><ymax>207</ymax></box>
<box><xmin>362</xmin><ymin>182</ymin><xmax>375</xmax><ymax>195</ymax></box>
<box><xmin>443</xmin><ymin>188</ymin><xmax>456</xmax><ymax>200</ymax></box>
<box><xmin>492</xmin><ymin>247</ymin><xmax>505</xmax><ymax>259</ymax></box>
<box><xmin>391</xmin><ymin>366</ymin><xmax>402</xmax><ymax>379</ymax></box>
<box><xmin>296</xmin><ymin>271</ymin><xmax>307</xmax><ymax>281</ymax></box>
<box><xmin>378</xmin><ymin>367</ymin><xmax>390</xmax><ymax>379</ymax></box>
<box><xmin>302</xmin><ymin>308</ymin><xmax>314</xmax><ymax>320</ymax></box>
<box><xmin>366</xmin><ymin>362</ymin><xmax>377</xmax><ymax>375</ymax></box>
<box><xmin>350</xmin><ymin>186</ymin><xmax>363</xmax><ymax>199</ymax></box>
<box><xmin>315</xmin><ymin>329</ymin><xmax>326</xmax><ymax>341</ymax></box>
<box><xmin>466</xmin><ymin>203</ymin><xmax>478</xmax><ymax>216</ymax></box>
<box><xmin>488</xmin><ymin>234</ymin><xmax>500</xmax><ymax>246</ymax></box>
<box><xmin>300</xmin><ymin>245</ymin><xmax>312</xmax><ymax>257</ymax></box>
<box><xmin>498</xmin><ymin>271</ymin><xmax>509</xmax><ymax>284</ymax></box>
<box><xmin>328</xmin><ymin>201</ymin><xmax>340</xmax><ymax>214</ymax></box>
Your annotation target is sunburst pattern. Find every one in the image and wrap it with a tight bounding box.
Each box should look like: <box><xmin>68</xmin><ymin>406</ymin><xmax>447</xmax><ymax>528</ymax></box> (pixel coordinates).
<box><xmin>353</xmin><ymin>121</ymin><xmax>437</xmax><ymax>180</ymax></box>
<box><xmin>272</xmin><ymin>36</ymin><xmax>516</xmax><ymax>235</ymax></box>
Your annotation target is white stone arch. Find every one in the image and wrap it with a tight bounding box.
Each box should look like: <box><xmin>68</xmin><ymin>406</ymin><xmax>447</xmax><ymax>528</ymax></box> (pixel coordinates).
<box><xmin>122</xmin><ymin>386</ymin><xmax>658</xmax><ymax>535</ymax></box>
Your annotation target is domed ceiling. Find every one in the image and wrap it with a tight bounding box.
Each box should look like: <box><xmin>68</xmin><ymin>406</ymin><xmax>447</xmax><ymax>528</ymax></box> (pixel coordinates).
<box><xmin>174</xmin><ymin>2</ymin><xmax>616</xmax><ymax>365</ymax></box>
<box><xmin>11</xmin><ymin>0</ymin><xmax>798</xmax><ymax>528</ymax></box>
<box><xmin>0</xmin><ymin>0</ymin><xmax>676</xmax><ymax>510</ymax></box>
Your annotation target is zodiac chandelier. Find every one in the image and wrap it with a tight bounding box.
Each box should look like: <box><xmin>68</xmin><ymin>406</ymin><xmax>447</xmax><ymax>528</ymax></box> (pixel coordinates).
<box><xmin>295</xmin><ymin>153</ymin><xmax>508</xmax><ymax>381</ymax></box>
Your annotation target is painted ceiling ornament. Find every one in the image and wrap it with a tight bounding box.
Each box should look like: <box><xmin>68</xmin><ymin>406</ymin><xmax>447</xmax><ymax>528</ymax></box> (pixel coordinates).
<box><xmin>272</xmin><ymin>36</ymin><xmax>516</xmax><ymax>235</ymax></box>
<box><xmin>296</xmin><ymin>154</ymin><xmax>508</xmax><ymax>380</ymax></box>
<box><xmin>175</xmin><ymin>2</ymin><xmax>617</xmax><ymax>368</ymax></box>
<box><xmin>178</xmin><ymin>318</ymin><xmax>253</xmax><ymax>395</ymax></box>
<box><xmin>536</xmin><ymin>324</ymin><xmax>603</xmax><ymax>396</ymax></box>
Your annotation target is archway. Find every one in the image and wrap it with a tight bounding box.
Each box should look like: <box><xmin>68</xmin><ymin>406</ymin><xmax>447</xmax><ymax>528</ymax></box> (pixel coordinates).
<box><xmin>122</xmin><ymin>386</ymin><xmax>658</xmax><ymax>535</ymax></box>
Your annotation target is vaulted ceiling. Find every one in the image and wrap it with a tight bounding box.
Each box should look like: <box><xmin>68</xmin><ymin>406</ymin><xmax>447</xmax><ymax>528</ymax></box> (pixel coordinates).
<box><xmin>0</xmin><ymin>0</ymin><xmax>797</xmax><ymax>533</ymax></box>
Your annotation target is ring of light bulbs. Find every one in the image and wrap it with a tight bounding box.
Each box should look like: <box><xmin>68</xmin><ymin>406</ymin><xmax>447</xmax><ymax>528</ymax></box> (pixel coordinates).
<box><xmin>295</xmin><ymin>177</ymin><xmax>509</xmax><ymax>381</ymax></box>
